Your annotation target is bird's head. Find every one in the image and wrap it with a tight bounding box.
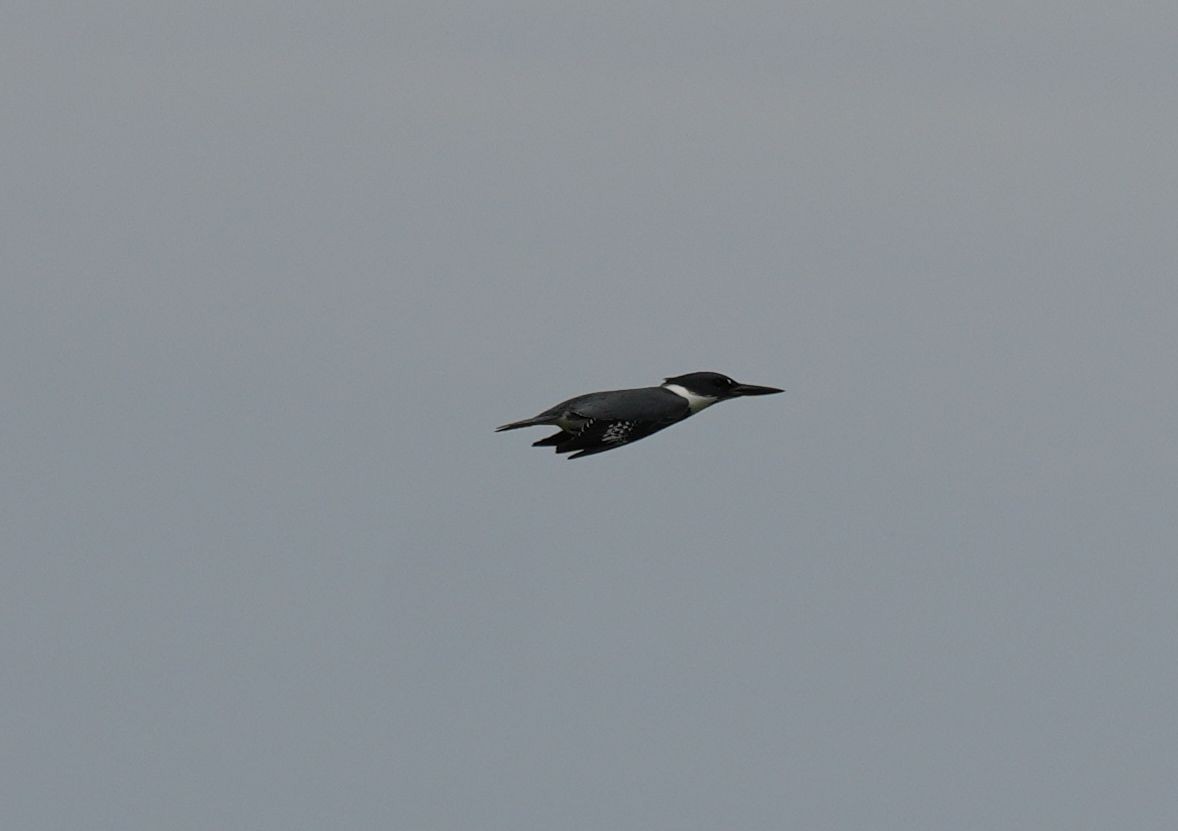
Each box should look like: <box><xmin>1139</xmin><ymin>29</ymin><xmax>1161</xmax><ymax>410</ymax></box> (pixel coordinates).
<box><xmin>661</xmin><ymin>371</ymin><xmax>784</xmax><ymax>410</ymax></box>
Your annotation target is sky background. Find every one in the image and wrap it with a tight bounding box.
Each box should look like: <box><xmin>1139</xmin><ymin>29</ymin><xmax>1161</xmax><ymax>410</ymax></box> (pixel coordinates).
<box><xmin>4</xmin><ymin>2</ymin><xmax>1177</xmax><ymax>829</ymax></box>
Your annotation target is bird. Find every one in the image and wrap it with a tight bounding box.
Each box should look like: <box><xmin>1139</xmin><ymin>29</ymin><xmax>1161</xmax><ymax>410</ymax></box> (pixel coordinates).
<box><xmin>496</xmin><ymin>371</ymin><xmax>784</xmax><ymax>459</ymax></box>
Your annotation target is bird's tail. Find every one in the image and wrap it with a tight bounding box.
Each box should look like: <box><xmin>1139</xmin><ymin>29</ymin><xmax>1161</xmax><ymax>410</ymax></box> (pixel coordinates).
<box><xmin>494</xmin><ymin>417</ymin><xmax>550</xmax><ymax>432</ymax></box>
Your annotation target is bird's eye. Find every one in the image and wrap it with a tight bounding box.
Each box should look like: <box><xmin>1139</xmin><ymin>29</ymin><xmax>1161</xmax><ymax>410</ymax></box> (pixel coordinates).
<box><xmin>716</xmin><ymin>378</ymin><xmax>731</xmax><ymax>388</ymax></box>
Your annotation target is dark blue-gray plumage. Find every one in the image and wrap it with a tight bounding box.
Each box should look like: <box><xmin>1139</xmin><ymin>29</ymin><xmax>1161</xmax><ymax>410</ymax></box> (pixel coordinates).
<box><xmin>496</xmin><ymin>371</ymin><xmax>784</xmax><ymax>459</ymax></box>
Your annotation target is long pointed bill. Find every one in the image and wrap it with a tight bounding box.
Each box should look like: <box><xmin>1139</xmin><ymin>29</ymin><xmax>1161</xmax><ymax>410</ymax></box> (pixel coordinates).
<box><xmin>729</xmin><ymin>382</ymin><xmax>784</xmax><ymax>396</ymax></box>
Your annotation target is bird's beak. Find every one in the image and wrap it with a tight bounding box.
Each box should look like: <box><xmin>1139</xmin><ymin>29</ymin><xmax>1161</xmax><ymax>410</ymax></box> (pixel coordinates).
<box><xmin>729</xmin><ymin>382</ymin><xmax>784</xmax><ymax>396</ymax></box>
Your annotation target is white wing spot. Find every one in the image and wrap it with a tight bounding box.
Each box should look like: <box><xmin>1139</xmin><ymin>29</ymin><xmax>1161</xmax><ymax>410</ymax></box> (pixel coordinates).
<box><xmin>602</xmin><ymin>421</ymin><xmax>634</xmax><ymax>443</ymax></box>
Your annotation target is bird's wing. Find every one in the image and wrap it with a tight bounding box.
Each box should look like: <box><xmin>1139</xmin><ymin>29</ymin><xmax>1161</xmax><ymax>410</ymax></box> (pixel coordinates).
<box><xmin>513</xmin><ymin>387</ymin><xmax>690</xmax><ymax>458</ymax></box>
<box><xmin>551</xmin><ymin>414</ymin><xmax>686</xmax><ymax>460</ymax></box>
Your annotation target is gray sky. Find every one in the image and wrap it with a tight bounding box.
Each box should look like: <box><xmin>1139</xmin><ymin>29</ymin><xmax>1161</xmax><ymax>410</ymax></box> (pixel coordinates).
<box><xmin>4</xmin><ymin>3</ymin><xmax>1177</xmax><ymax>829</ymax></box>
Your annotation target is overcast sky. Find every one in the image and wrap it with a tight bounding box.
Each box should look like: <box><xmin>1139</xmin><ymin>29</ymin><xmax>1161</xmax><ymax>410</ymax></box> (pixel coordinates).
<box><xmin>4</xmin><ymin>3</ymin><xmax>1177</xmax><ymax>829</ymax></box>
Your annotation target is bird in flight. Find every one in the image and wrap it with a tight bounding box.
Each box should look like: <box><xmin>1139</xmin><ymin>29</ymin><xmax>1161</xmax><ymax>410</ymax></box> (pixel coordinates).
<box><xmin>496</xmin><ymin>371</ymin><xmax>784</xmax><ymax>459</ymax></box>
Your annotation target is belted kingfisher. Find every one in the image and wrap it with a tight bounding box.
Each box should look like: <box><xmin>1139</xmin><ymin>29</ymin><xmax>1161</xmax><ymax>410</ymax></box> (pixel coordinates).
<box><xmin>496</xmin><ymin>371</ymin><xmax>784</xmax><ymax>459</ymax></box>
